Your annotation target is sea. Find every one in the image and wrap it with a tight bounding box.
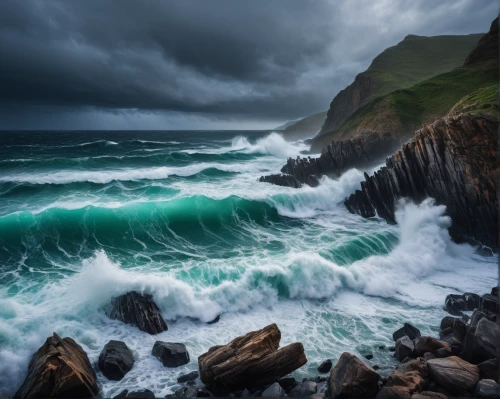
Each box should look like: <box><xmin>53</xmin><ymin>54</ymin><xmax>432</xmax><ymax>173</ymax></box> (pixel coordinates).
<box><xmin>0</xmin><ymin>130</ymin><xmax>496</xmax><ymax>396</ymax></box>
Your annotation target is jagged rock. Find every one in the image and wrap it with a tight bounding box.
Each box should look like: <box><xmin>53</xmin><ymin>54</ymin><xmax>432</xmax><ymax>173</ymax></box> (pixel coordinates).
<box><xmin>317</xmin><ymin>359</ymin><xmax>332</xmax><ymax>373</ymax></box>
<box><xmin>344</xmin><ymin>114</ymin><xmax>498</xmax><ymax>249</ymax></box>
<box><xmin>327</xmin><ymin>352</ymin><xmax>380</xmax><ymax>398</ymax></box>
<box><xmin>376</xmin><ymin>371</ymin><xmax>425</xmax><ymax>399</ymax></box>
<box><xmin>98</xmin><ymin>340</ymin><xmax>135</xmax><ymax>381</ymax></box>
<box><xmin>464</xmin><ymin>17</ymin><xmax>499</xmax><ymax>66</ymax></box>
<box><xmin>278</xmin><ymin>375</ymin><xmax>297</xmax><ymax>392</ymax></box>
<box><xmin>479</xmin><ymin>359</ymin><xmax>500</xmax><ymax>382</ymax></box>
<box><xmin>14</xmin><ymin>333</ymin><xmax>99</xmax><ymax>399</ymax></box>
<box><xmin>152</xmin><ymin>342</ymin><xmax>190</xmax><ymax>368</ymax></box>
<box><xmin>427</xmin><ymin>356</ymin><xmax>479</xmax><ymax>395</ymax></box>
<box><xmin>113</xmin><ymin>389</ymin><xmax>156</xmax><ymax>398</ymax></box>
<box><xmin>395</xmin><ymin>336</ymin><xmax>415</xmax><ymax>361</ymax></box>
<box><xmin>414</xmin><ymin>337</ymin><xmax>449</xmax><ymax>357</ymax></box>
<box><xmin>177</xmin><ymin>371</ymin><xmax>199</xmax><ymax>383</ymax></box>
<box><xmin>259</xmin><ymin>132</ymin><xmax>400</xmax><ymax>188</ymax></box>
<box><xmin>481</xmin><ymin>294</ymin><xmax>500</xmax><ymax>313</ymax></box>
<box><xmin>262</xmin><ymin>382</ymin><xmax>285</xmax><ymax>397</ymax></box>
<box><xmin>423</xmin><ymin>353</ymin><xmax>435</xmax><ymax>362</ymax></box>
<box><xmin>393</xmin><ymin>323</ymin><xmax>421</xmax><ymax>341</ymax></box>
<box><xmin>439</xmin><ymin>317</ymin><xmax>466</xmax><ymax>342</ymax></box>
<box><xmin>492</xmin><ymin>286</ymin><xmax>499</xmax><ymax>297</ymax></box>
<box><xmin>198</xmin><ymin>324</ymin><xmax>307</xmax><ymax>390</ymax></box>
<box><xmin>474</xmin><ymin>379</ymin><xmax>500</xmax><ymax>398</ymax></box>
<box><xmin>106</xmin><ymin>291</ymin><xmax>168</xmax><ymax>334</ymax></box>
<box><xmin>461</xmin><ymin>317</ymin><xmax>499</xmax><ymax>364</ymax></box>
<box><xmin>289</xmin><ymin>381</ymin><xmax>317</xmax><ymax>397</ymax></box>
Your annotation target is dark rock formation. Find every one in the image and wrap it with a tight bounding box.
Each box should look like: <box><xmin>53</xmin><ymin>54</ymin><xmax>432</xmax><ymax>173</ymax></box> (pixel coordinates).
<box><xmin>14</xmin><ymin>333</ymin><xmax>99</xmax><ymax>399</ymax></box>
<box><xmin>439</xmin><ymin>316</ymin><xmax>466</xmax><ymax>342</ymax></box>
<box><xmin>198</xmin><ymin>323</ymin><xmax>307</xmax><ymax>391</ymax></box>
<box><xmin>177</xmin><ymin>371</ymin><xmax>199</xmax><ymax>383</ymax></box>
<box><xmin>411</xmin><ymin>392</ymin><xmax>448</xmax><ymax>399</ymax></box>
<box><xmin>474</xmin><ymin>379</ymin><xmax>500</xmax><ymax>398</ymax></box>
<box><xmin>98</xmin><ymin>340</ymin><xmax>135</xmax><ymax>381</ymax></box>
<box><xmin>464</xmin><ymin>17</ymin><xmax>499</xmax><ymax>66</ymax></box>
<box><xmin>444</xmin><ymin>293</ymin><xmax>482</xmax><ymax>315</ymax></box>
<box><xmin>152</xmin><ymin>342</ymin><xmax>190</xmax><ymax>368</ymax></box>
<box><xmin>288</xmin><ymin>381</ymin><xmax>317</xmax><ymax>397</ymax></box>
<box><xmin>481</xmin><ymin>293</ymin><xmax>500</xmax><ymax>313</ymax></box>
<box><xmin>106</xmin><ymin>291</ymin><xmax>168</xmax><ymax>335</ymax></box>
<box><xmin>394</xmin><ymin>358</ymin><xmax>428</xmax><ymax>378</ymax></box>
<box><xmin>262</xmin><ymin>382</ymin><xmax>285</xmax><ymax>397</ymax></box>
<box><xmin>277</xmin><ymin>374</ymin><xmax>297</xmax><ymax>392</ymax></box>
<box><xmin>344</xmin><ymin>113</ymin><xmax>498</xmax><ymax>249</ymax></box>
<box><xmin>259</xmin><ymin>132</ymin><xmax>400</xmax><ymax>188</ymax></box>
<box><xmin>395</xmin><ymin>336</ymin><xmax>415</xmax><ymax>361</ymax></box>
<box><xmin>427</xmin><ymin>356</ymin><xmax>479</xmax><ymax>395</ymax></box>
<box><xmin>461</xmin><ymin>318</ymin><xmax>499</xmax><ymax>364</ymax></box>
<box><xmin>393</xmin><ymin>323</ymin><xmax>421</xmax><ymax>341</ymax></box>
<box><xmin>327</xmin><ymin>352</ymin><xmax>380</xmax><ymax>398</ymax></box>
<box><xmin>317</xmin><ymin>359</ymin><xmax>332</xmax><ymax>373</ymax></box>
<box><xmin>478</xmin><ymin>359</ymin><xmax>499</xmax><ymax>383</ymax></box>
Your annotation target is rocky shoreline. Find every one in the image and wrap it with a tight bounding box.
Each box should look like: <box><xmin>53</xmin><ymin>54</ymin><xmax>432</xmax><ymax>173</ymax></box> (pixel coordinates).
<box><xmin>259</xmin><ymin>132</ymin><xmax>401</xmax><ymax>188</ymax></box>
<box><xmin>11</xmin><ymin>287</ymin><xmax>500</xmax><ymax>399</ymax></box>
<box><xmin>344</xmin><ymin>113</ymin><xmax>498</xmax><ymax>250</ymax></box>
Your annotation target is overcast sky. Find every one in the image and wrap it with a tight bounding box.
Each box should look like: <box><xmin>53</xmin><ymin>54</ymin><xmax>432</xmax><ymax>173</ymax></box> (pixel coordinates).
<box><xmin>0</xmin><ymin>0</ymin><xmax>496</xmax><ymax>130</ymax></box>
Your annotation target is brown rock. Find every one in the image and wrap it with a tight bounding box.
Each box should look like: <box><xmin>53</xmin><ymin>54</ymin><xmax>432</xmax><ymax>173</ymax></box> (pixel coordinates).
<box><xmin>427</xmin><ymin>356</ymin><xmax>480</xmax><ymax>395</ymax></box>
<box><xmin>411</xmin><ymin>392</ymin><xmax>448</xmax><ymax>399</ymax></box>
<box><xmin>376</xmin><ymin>371</ymin><xmax>426</xmax><ymax>399</ymax></box>
<box><xmin>414</xmin><ymin>337</ymin><xmax>449</xmax><ymax>357</ymax></box>
<box><xmin>327</xmin><ymin>352</ymin><xmax>380</xmax><ymax>398</ymax></box>
<box><xmin>198</xmin><ymin>323</ymin><xmax>307</xmax><ymax>391</ymax></box>
<box><xmin>14</xmin><ymin>333</ymin><xmax>99</xmax><ymax>399</ymax></box>
<box><xmin>394</xmin><ymin>358</ymin><xmax>428</xmax><ymax>378</ymax></box>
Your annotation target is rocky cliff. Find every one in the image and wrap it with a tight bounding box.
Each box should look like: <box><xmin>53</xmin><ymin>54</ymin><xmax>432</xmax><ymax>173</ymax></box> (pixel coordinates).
<box><xmin>344</xmin><ymin>113</ymin><xmax>498</xmax><ymax>249</ymax></box>
<box><xmin>259</xmin><ymin>132</ymin><xmax>401</xmax><ymax>188</ymax></box>
<box><xmin>464</xmin><ymin>17</ymin><xmax>498</xmax><ymax>66</ymax></box>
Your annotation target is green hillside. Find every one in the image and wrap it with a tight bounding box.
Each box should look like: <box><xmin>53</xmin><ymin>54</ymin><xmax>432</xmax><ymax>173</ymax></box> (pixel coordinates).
<box><xmin>316</xmin><ymin>33</ymin><xmax>484</xmax><ymax>138</ymax></box>
<box><xmin>448</xmin><ymin>85</ymin><xmax>498</xmax><ymax>117</ymax></box>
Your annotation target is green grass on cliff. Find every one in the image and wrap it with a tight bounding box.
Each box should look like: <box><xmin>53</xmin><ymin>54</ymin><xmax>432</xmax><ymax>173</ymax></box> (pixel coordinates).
<box><xmin>449</xmin><ymin>84</ymin><xmax>498</xmax><ymax>116</ymax></box>
<box><xmin>360</xmin><ymin>33</ymin><xmax>485</xmax><ymax>99</ymax></box>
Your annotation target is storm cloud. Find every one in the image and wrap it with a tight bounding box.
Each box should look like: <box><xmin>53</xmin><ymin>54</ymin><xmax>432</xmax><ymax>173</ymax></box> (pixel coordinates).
<box><xmin>0</xmin><ymin>0</ymin><xmax>496</xmax><ymax>129</ymax></box>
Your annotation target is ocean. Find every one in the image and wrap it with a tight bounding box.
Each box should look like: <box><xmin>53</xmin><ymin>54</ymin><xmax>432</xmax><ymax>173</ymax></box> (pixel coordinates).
<box><xmin>0</xmin><ymin>130</ymin><xmax>496</xmax><ymax>397</ymax></box>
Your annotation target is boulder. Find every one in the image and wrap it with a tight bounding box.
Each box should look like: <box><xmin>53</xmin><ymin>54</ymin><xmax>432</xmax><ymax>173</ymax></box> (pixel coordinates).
<box><xmin>98</xmin><ymin>340</ymin><xmax>135</xmax><ymax>381</ymax></box>
<box><xmin>492</xmin><ymin>287</ymin><xmax>499</xmax><ymax>297</ymax></box>
<box><xmin>427</xmin><ymin>356</ymin><xmax>479</xmax><ymax>395</ymax></box>
<box><xmin>463</xmin><ymin>292</ymin><xmax>482</xmax><ymax>310</ymax></box>
<box><xmin>481</xmin><ymin>294</ymin><xmax>500</xmax><ymax>314</ymax></box>
<box><xmin>474</xmin><ymin>379</ymin><xmax>500</xmax><ymax>398</ymax></box>
<box><xmin>152</xmin><ymin>342</ymin><xmax>190</xmax><ymax>368</ymax></box>
<box><xmin>439</xmin><ymin>317</ymin><xmax>466</xmax><ymax>341</ymax></box>
<box><xmin>414</xmin><ymin>337</ymin><xmax>449</xmax><ymax>357</ymax></box>
<box><xmin>376</xmin><ymin>371</ymin><xmax>425</xmax><ymax>399</ymax></box>
<box><xmin>278</xmin><ymin>375</ymin><xmax>297</xmax><ymax>392</ymax></box>
<box><xmin>479</xmin><ymin>359</ymin><xmax>500</xmax><ymax>382</ymax></box>
<box><xmin>435</xmin><ymin>347</ymin><xmax>453</xmax><ymax>358</ymax></box>
<box><xmin>113</xmin><ymin>389</ymin><xmax>156</xmax><ymax>398</ymax></box>
<box><xmin>423</xmin><ymin>353</ymin><xmax>435</xmax><ymax>362</ymax></box>
<box><xmin>393</xmin><ymin>323</ymin><xmax>421</xmax><ymax>341</ymax></box>
<box><xmin>14</xmin><ymin>333</ymin><xmax>99</xmax><ymax>399</ymax></box>
<box><xmin>177</xmin><ymin>371</ymin><xmax>199</xmax><ymax>383</ymax></box>
<box><xmin>327</xmin><ymin>352</ymin><xmax>380</xmax><ymax>398</ymax></box>
<box><xmin>461</xmin><ymin>317</ymin><xmax>499</xmax><ymax>364</ymax></box>
<box><xmin>262</xmin><ymin>382</ymin><xmax>285</xmax><ymax>397</ymax></box>
<box><xmin>106</xmin><ymin>291</ymin><xmax>168</xmax><ymax>334</ymax></box>
<box><xmin>394</xmin><ymin>358</ymin><xmax>428</xmax><ymax>378</ymax></box>
<box><xmin>289</xmin><ymin>381</ymin><xmax>317</xmax><ymax>397</ymax></box>
<box><xmin>318</xmin><ymin>359</ymin><xmax>332</xmax><ymax>373</ymax></box>
<box><xmin>395</xmin><ymin>336</ymin><xmax>415</xmax><ymax>361</ymax></box>
<box><xmin>198</xmin><ymin>324</ymin><xmax>307</xmax><ymax>390</ymax></box>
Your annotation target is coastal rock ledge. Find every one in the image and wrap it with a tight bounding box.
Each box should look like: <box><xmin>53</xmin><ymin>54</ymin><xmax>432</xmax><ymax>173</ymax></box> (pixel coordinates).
<box><xmin>345</xmin><ymin>113</ymin><xmax>498</xmax><ymax>249</ymax></box>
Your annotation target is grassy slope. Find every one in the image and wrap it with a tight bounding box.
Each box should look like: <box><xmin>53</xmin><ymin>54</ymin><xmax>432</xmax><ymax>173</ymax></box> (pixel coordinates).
<box><xmin>315</xmin><ymin>33</ymin><xmax>484</xmax><ymax>138</ymax></box>
<box><xmin>448</xmin><ymin>84</ymin><xmax>498</xmax><ymax>117</ymax></box>
<box><xmin>334</xmin><ymin>60</ymin><xmax>498</xmax><ymax>140</ymax></box>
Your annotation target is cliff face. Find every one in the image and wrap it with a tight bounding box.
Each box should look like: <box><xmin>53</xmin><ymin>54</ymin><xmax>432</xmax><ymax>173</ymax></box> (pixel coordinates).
<box><xmin>344</xmin><ymin>113</ymin><xmax>498</xmax><ymax>249</ymax></box>
<box><xmin>464</xmin><ymin>17</ymin><xmax>498</xmax><ymax>66</ymax></box>
<box><xmin>259</xmin><ymin>132</ymin><xmax>401</xmax><ymax>188</ymax></box>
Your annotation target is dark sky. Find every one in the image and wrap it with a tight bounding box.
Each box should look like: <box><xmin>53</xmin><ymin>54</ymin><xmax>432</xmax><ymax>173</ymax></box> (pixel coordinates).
<box><xmin>0</xmin><ymin>0</ymin><xmax>496</xmax><ymax>130</ymax></box>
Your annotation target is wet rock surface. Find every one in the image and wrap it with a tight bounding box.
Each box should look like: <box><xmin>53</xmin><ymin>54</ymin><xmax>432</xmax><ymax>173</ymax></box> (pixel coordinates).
<box><xmin>98</xmin><ymin>340</ymin><xmax>135</xmax><ymax>381</ymax></box>
<box><xmin>344</xmin><ymin>113</ymin><xmax>498</xmax><ymax>249</ymax></box>
<box><xmin>152</xmin><ymin>342</ymin><xmax>190</xmax><ymax>368</ymax></box>
<box><xmin>106</xmin><ymin>291</ymin><xmax>168</xmax><ymax>335</ymax></box>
